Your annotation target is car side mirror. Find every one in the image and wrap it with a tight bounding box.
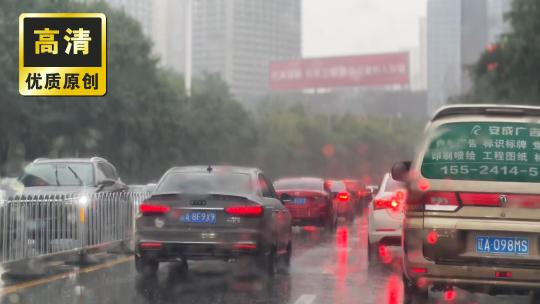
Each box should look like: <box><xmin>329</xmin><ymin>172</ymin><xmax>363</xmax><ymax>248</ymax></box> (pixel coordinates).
<box><xmin>280</xmin><ymin>193</ymin><xmax>293</xmax><ymax>204</ymax></box>
<box><xmin>97</xmin><ymin>178</ymin><xmax>116</xmax><ymax>190</ymax></box>
<box><xmin>391</xmin><ymin>161</ymin><xmax>411</xmax><ymax>182</ymax></box>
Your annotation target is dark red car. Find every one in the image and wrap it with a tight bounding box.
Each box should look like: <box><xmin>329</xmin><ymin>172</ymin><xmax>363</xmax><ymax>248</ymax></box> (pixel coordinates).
<box><xmin>274</xmin><ymin>177</ymin><xmax>337</xmax><ymax>231</ymax></box>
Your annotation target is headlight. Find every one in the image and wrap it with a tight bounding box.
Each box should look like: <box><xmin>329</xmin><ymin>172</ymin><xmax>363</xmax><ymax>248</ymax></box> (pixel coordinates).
<box><xmin>78</xmin><ymin>195</ymin><xmax>90</xmax><ymax>206</ymax></box>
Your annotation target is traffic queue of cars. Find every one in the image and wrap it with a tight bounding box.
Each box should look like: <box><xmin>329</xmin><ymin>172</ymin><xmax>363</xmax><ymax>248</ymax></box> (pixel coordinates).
<box><xmin>134</xmin><ymin>172</ymin><xmax>370</xmax><ymax>277</ymax></box>
<box><xmin>133</xmin><ymin>104</ymin><xmax>540</xmax><ymax>303</ymax></box>
<box><xmin>2</xmin><ymin>156</ymin><xmax>370</xmax><ymax>278</ymax></box>
<box><xmin>12</xmin><ymin>104</ymin><xmax>540</xmax><ymax>303</ymax></box>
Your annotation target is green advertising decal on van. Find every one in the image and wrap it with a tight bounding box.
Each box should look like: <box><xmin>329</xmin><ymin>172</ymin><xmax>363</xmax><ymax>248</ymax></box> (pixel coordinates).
<box><xmin>421</xmin><ymin>122</ymin><xmax>540</xmax><ymax>182</ymax></box>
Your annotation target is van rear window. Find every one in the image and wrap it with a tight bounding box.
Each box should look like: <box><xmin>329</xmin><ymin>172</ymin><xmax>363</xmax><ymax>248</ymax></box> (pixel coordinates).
<box><xmin>421</xmin><ymin>122</ymin><xmax>540</xmax><ymax>182</ymax></box>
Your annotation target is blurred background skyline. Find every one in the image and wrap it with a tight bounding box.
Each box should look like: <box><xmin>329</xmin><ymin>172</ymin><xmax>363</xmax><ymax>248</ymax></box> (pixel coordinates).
<box><xmin>98</xmin><ymin>0</ymin><xmax>512</xmax><ymax>119</ymax></box>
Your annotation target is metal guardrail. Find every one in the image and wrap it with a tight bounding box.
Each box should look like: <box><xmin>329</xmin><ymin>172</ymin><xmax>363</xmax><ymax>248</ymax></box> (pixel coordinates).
<box><xmin>0</xmin><ymin>192</ymin><xmax>149</xmax><ymax>264</ymax></box>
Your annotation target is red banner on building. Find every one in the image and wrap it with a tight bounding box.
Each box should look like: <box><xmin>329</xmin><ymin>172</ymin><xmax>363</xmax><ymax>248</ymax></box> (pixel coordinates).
<box><xmin>269</xmin><ymin>52</ymin><xmax>409</xmax><ymax>91</ymax></box>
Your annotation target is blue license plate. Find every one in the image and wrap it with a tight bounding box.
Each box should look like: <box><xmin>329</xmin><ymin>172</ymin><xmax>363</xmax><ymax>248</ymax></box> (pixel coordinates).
<box><xmin>181</xmin><ymin>211</ymin><xmax>217</xmax><ymax>224</ymax></box>
<box><xmin>476</xmin><ymin>236</ymin><xmax>529</xmax><ymax>255</ymax></box>
<box><xmin>294</xmin><ymin>198</ymin><xmax>306</xmax><ymax>205</ymax></box>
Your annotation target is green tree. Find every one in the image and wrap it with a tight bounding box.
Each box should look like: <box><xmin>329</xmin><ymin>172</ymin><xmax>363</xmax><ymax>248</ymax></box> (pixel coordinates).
<box><xmin>0</xmin><ymin>0</ymin><xmax>422</xmax><ymax>186</ymax></box>
<box><xmin>183</xmin><ymin>74</ymin><xmax>257</xmax><ymax>166</ymax></box>
<box><xmin>467</xmin><ymin>0</ymin><xmax>540</xmax><ymax>104</ymax></box>
<box><xmin>0</xmin><ymin>0</ymin><xmax>190</xmax><ymax>181</ymax></box>
<box><xmin>253</xmin><ymin>102</ymin><xmax>422</xmax><ymax>182</ymax></box>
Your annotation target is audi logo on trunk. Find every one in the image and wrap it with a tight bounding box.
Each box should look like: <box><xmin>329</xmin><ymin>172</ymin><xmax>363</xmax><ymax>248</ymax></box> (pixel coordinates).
<box><xmin>190</xmin><ymin>200</ymin><xmax>207</xmax><ymax>206</ymax></box>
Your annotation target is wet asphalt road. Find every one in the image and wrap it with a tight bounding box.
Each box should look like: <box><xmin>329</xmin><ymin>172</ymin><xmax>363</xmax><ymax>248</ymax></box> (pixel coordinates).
<box><xmin>0</xmin><ymin>213</ymin><xmax>532</xmax><ymax>304</ymax></box>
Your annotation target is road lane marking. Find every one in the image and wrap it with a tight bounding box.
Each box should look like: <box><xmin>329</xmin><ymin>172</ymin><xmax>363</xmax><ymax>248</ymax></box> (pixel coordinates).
<box><xmin>293</xmin><ymin>294</ymin><xmax>317</xmax><ymax>304</ymax></box>
<box><xmin>0</xmin><ymin>256</ymin><xmax>133</xmax><ymax>296</ymax></box>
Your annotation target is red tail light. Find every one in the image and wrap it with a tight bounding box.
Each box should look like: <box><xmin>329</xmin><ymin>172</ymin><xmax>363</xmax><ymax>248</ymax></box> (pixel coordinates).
<box><xmin>225</xmin><ymin>205</ymin><xmax>263</xmax><ymax>217</ymax></box>
<box><xmin>446</xmin><ymin>192</ymin><xmax>540</xmax><ymax>209</ymax></box>
<box><xmin>139</xmin><ymin>202</ymin><xmax>170</xmax><ymax>215</ymax></box>
<box><xmin>411</xmin><ymin>191</ymin><xmax>539</xmax><ymax>212</ymax></box>
<box><xmin>374</xmin><ymin>199</ymin><xmax>400</xmax><ymax>210</ymax></box>
<box><xmin>411</xmin><ymin>267</ymin><xmax>427</xmax><ymax>274</ymax></box>
<box><xmin>460</xmin><ymin>193</ymin><xmax>500</xmax><ymax>207</ymax></box>
<box><xmin>424</xmin><ymin>192</ymin><xmax>459</xmax><ymax>212</ymax></box>
<box><xmin>337</xmin><ymin>192</ymin><xmax>349</xmax><ymax>202</ymax></box>
<box><xmin>495</xmin><ymin>271</ymin><xmax>512</xmax><ymax>278</ymax></box>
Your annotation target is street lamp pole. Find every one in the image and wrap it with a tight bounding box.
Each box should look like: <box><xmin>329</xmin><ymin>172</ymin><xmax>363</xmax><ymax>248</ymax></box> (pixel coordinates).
<box><xmin>185</xmin><ymin>0</ymin><xmax>192</xmax><ymax>96</ymax></box>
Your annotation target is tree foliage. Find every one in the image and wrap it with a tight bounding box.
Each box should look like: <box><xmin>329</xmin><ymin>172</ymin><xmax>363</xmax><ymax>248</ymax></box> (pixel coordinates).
<box><xmin>0</xmin><ymin>0</ymin><xmax>422</xmax><ymax>184</ymax></box>
<box><xmin>253</xmin><ymin>103</ymin><xmax>421</xmax><ymax>183</ymax></box>
<box><xmin>467</xmin><ymin>0</ymin><xmax>540</xmax><ymax>104</ymax></box>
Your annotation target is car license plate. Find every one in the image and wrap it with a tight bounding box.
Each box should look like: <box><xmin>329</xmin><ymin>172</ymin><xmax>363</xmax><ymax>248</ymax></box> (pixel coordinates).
<box><xmin>294</xmin><ymin>198</ymin><xmax>306</xmax><ymax>205</ymax></box>
<box><xmin>476</xmin><ymin>236</ymin><xmax>529</xmax><ymax>255</ymax></box>
<box><xmin>181</xmin><ymin>211</ymin><xmax>217</xmax><ymax>224</ymax></box>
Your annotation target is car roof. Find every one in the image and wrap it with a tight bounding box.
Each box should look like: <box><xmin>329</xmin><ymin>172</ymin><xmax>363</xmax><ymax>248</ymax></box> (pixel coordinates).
<box><xmin>328</xmin><ymin>179</ymin><xmax>346</xmax><ymax>183</ymax></box>
<box><xmin>432</xmin><ymin>104</ymin><xmax>540</xmax><ymax>122</ymax></box>
<box><xmin>32</xmin><ymin>157</ymin><xmax>107</xmax><ymax>164</ymax></box>
<box><xmin>166</xmin><ymin>165</ymin><xmax>260</xmax><ymax>175</ymax></box>
<box><xmin>274</xmin><ymin>177</ymin><xmax>324</xmax><ymax>183</ymax></box>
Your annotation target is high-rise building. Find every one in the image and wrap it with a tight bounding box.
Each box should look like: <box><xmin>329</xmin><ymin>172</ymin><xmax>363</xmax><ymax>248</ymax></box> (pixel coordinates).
<box><xmin>105</xmin><ymin>0</ymin><xmax>188</xmax><ymax>73</ymax></box>
<box><xmin>427</xmin><ymin>0</ymin><xmax>461</xmax><ymax>114</ymax></box>
<box><xmin>192</xmin><ymin>0</ymin><xmax>302</xmax><ymax>101</ymax></box>
<box><xmin>427</xmin><ymin>0</ymin><xmax>512</xmax><ymax>114</ymax></box>
<box><xmin>410</xmin><ymin>17</ymin><xmax>428</xmax><ymax>91</ymax></box>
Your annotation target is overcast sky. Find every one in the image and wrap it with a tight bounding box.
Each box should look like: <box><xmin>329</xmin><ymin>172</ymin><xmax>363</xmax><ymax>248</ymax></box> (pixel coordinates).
<box><xmin>303</xmin><ymin>0</ymin><xmax>427</xmax><ymax>58</ymax></box>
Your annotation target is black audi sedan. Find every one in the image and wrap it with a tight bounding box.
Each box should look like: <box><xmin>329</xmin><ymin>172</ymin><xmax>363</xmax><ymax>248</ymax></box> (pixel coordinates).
<box><xmin>134</xmin><ymin>166</ymin><xmax>292</xmax><ymax>277</ymax></box>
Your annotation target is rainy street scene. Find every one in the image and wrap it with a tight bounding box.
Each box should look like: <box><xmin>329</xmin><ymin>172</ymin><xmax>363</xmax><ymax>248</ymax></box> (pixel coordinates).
<box><xmin>3</xmin><ymin>0</ymin><xmax>540</xmax><ymax>303</ymax></box>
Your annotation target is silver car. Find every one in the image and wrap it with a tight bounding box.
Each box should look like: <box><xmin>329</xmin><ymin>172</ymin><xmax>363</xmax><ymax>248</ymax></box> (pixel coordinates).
<box><xmin>368</xmin><ymin>173</ymin><xmax>405</xmax><ymax>263</ymax></box>
<box><xmin>134</xmin><ymin>166</ymin><xmax>292</xmax><ymax>277</ymax></box>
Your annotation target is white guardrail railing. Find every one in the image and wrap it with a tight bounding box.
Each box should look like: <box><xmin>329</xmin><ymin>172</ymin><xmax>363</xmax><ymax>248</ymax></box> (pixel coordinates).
<box><xmin>0</xmin><ymin>192</ymin><xmax>149</xmax><ymax>264</ymax></box>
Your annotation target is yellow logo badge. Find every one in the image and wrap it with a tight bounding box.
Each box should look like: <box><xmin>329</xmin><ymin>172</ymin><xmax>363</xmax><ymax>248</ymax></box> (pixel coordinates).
<box><xmin>19</xmin><ymin>13</ymin><xmax>106</xmax><ymax>96</ymax></box>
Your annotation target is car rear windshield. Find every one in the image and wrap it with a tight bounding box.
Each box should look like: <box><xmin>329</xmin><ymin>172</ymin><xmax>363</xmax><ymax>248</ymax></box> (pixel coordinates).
<box><xmin>329</xmin><ymin>181</ymin><xmax>346</xmax><ymax>192</ymax></box>
<box><xmin>274</xmin><ymin>179</ymin><xmax>323</xmax><ymax>191</ymax></box>
<box><xmin>421</xmin><ymin>122</ymin><xmax>540</xmax><ymax>182</ymax></box>
<box><xmin>156</xmin><ymin>172</ymin><xmax>252</xmax><ymax>195</ymax></box>
<box><xmin>20</xmin><ymin>163</ymin><xmax>94</xmax><ymax>187</ymax></box>
<box><xmin>344</xmin><ymin>180</ymin><xmax>363</xmax><ymax>191</ymax></box>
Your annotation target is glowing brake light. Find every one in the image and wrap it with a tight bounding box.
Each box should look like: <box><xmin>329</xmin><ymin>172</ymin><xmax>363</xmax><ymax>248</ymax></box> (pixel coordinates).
<box><xmin>337</xmin><ymin>192</ymin><xmax>350</xmax><ymax>202</ymax></box>
<box><xmin>424</xmin><ymin>192</ymin><xmax>459</xmax><ymax>212</ymax></box>
<box><xmin>495</xmin><ymin>271</ymin><xmax>512</xmax><ymax>278</ymax></box>
<box><xmin>411</xmin><ymin>267</ymin><xmax>427</xmax><ymax>274</ymax></box>
<box><xmin>374</xmin><ymin>199</ymin><xmax>400</xmax><ymax>210</ymax></box>
<box><xmin>225</xmin><ymin>205</ymin><xmax>263</xmax><ymax>217</ymax></box>
<box><xmin>139</xmin><ymin>202</ymin><xmax>170</xmax><ymax>215</ymax></box>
